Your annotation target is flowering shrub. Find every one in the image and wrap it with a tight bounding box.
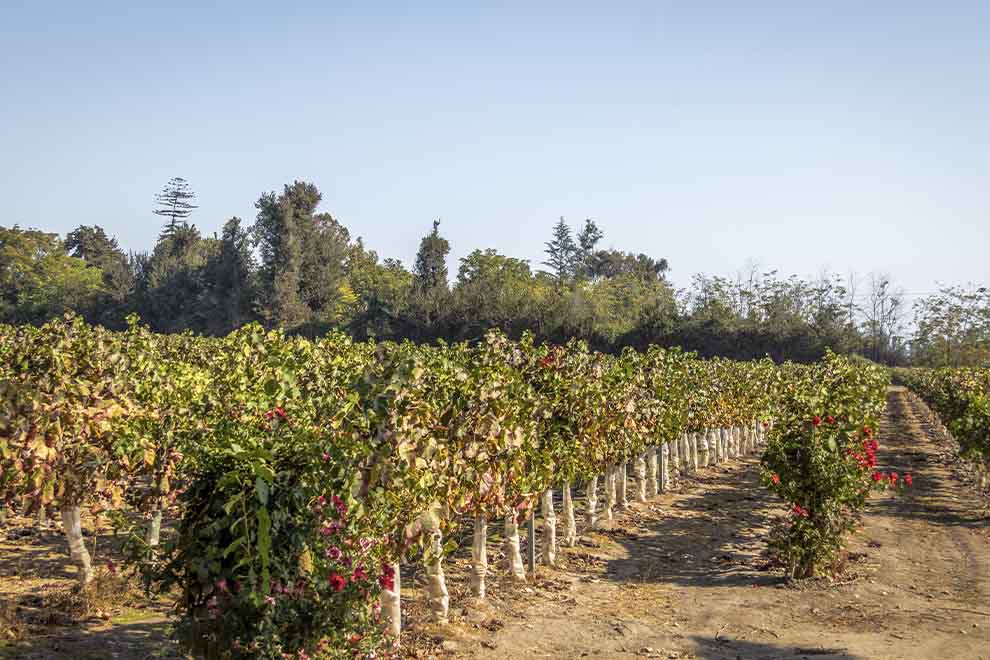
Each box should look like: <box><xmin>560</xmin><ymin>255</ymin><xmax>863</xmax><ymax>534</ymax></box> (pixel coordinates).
<box><xmin>761</xmin><ymin>353</ymin><xmax>894</xmax><ymax>578</ymax></box>
<box><xmin>144</xmin><ymin>326</ymin><xmax>394</xmax><ymax>660</ymax></box>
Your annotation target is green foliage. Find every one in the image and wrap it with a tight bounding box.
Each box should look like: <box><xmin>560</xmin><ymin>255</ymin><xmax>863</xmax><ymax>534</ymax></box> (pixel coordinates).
<box><xmin>911</xmin><ymin>286</ymin><xmax>990</xmax><ymax>367</ymax></box>
<box><xmin>0</xmin><ymin>315</ymin><xmax>895</xmax><ymax>656</ymax></box>
<box><xmin>900</xmin><ymin>367</ymin><xmax>990</xmax><ymax>467</ymax></box>
<box><xmin>760</xmin><ymin>354</ymin><xmax>891</xmax><ymax>577</ymax></box>
<box><xmin>0</xmin><ymin>227</ymin><xmax>107</xmax><ymax>324</ymax></box>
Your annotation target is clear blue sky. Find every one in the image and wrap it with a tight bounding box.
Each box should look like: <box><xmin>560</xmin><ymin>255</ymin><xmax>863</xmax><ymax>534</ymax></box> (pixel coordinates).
<box><xmin>2</xmin><ymin>1</ymin><xmax>987</xmax><ymax>298</ymax></box>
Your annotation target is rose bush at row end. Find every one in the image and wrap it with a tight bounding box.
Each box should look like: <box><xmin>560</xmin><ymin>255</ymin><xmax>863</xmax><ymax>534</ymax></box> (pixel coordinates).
<box><xmin>760</xmin><ymin>352</ymin><xmax>897</xmax><ymax>578</ymax></box>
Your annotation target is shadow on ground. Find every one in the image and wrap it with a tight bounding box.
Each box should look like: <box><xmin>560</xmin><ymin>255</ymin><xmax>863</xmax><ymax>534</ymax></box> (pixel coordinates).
<box><xmin>601</xmin><ymin>458</ymin><xmax>787</xmax><ymax>589</ymax></box>
<box><xmin>690</xmin><ymin>635</ymin><xmax>862</xmax><ymax>660</ymax></box>
<box><xmin>0</xmin><ymin>619</ymin><xmax>179</xmax><ymax>660</ymax></box>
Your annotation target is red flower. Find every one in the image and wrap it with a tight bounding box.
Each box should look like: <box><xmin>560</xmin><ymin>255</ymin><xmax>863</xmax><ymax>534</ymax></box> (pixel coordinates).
<box><xmin>771</xmin><ymin>473</ymin><xmax>781</xmax><ymax>485</ymax></box>
<box><xmin>792</xmin><ymin>504</ymin><xmax>809</xmax><ymax>518</ymax></box>
<box><xmin>329</xmin><ymin>573</ymin><xmax>347</xmax><ymax>592</ymax></box>
<box><xmin>825</xmin><ymin>415</ymin><xmax>836</xmax><ymax>425</ymax></box>
<box><xmin>811</xmin><ymin>416</ymin><xmax>822</xmax><ymax>427</ymax></box>
<box><xmin>379</xmin><ymin>563</ymin><xmax>396</xmax><ymax>591</ymax></box>
<box><xmin>888</xmin><ymin>472</ymin><xmax>898</xmax><ymax>485</ymax></box>
<box><xmin>904</xmin><ymin>474</ymin><xmax>913</xmax><ymax>487</ymax></box>
<box><xmin>871</xmin><ymin>471</ymin><xmax>883</xmax><ymax>482</ymax></box>
<box><xmin>863</xmin><ymin>425</ymin><xmax>873</xmax><ymax>436</ymax></box>
<box><xmin>353</xmin><ymin>565</ymin><xmax>368</xmax><ymax>583</ymax></box>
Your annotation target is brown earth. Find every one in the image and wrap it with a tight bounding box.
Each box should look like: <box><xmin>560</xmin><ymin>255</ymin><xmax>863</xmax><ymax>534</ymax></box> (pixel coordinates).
<box><xmin>1</xmin><ymin>387</ymin><xmax>988</xmax><ymax>659</ymax></box>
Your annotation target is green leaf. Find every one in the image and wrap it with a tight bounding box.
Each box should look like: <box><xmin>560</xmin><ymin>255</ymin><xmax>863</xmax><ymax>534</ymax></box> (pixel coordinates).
<box><xmin>255</xmin><ymin>477</ymin><xmax>269</xmax><ymax>506</ymax></box>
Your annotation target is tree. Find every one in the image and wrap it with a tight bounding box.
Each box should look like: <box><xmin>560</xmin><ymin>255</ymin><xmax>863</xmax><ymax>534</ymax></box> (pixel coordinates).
<box><xmin>862</xmin><ymin>274</ymin><xmax>906</xmax><ymax>364</ymax></box>
<box><xmin>912</xmin><ymin>285</ymin><xmax>990</xmax><ymax>366</ymax></box>
<box><xmin>575</xmin><ymin>219</ymin><xmax>603</xmax><ymax>279</ymax></box>
<box><xmin>64</xmin><ymin>225</ymin><xmax>134</xmax><ymax>305</ymax></box>
<box><xmin>542</xmin><ymin>217</ymin><xmax>577</xmax><ymax>282</ymax></box>
<box><xmin>588</xmin><ymin>250</ymin><xmax>668</xmax><ymax>282</ymax></box>
<box><xmin>408</xmin><ymin>220</ymin><xmax>451</xmax><ymax>339</ymax></box>
<box><xmin>0</xmin><ymin>226</ymin><xmax>105</xmax><ymax>324</ymax></box>
<box><xmin>252</xmin><ymin>182</ymin><xmax>321</xmax><ymax>329</ymax></box>
<box><xmin>449</xmin><ymin>249</ymin><xmax>540</xmax><ymax>339</ymax></box>
<box><xmin>413</xmin><ymin>219</ymin><xmax>450</xmax><ymax>292</ymax></box>
<box><xmin>153</xmin><ymin>177</ymin><xmax>198</xmax><ymax>239</ymax></box>
<box><xmin>135</xmin><ymin>224</ymin><xmax>217</xmax><ymax>333</ymax></box>
<box><xmin>198</xmin><ymin>218</ymin><xmax>258</xmax><ymax>334</ymax></box>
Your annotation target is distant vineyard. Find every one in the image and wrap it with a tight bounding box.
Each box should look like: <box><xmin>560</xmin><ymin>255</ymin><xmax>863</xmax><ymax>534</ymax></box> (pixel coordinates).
<box><xmin>0</xmin><ymin>316</ymin><xmax>888</xmax><ymax>659</ymax></box>
<box><xmin>899</xmin><ymin>367</ymin><xmax>990</xmax><ymax>483</ymax></box>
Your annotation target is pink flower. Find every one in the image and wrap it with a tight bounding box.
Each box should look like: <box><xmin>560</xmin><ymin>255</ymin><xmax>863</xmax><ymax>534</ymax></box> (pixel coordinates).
<box><xmin>326</xmin><ymin>546</ymin><xmax>342</xmax><ymax>561</ymax></box>
<box><xmin>811</xmin><ymin>416</ymin><xmax>822</xmax><ymax>427</ymax></box>
<box><xmin>353</xmin><ymin>565</ymin><xmax>368</xmax><ymax>582</ymax></box>
<box><xmin>264</xmin><ymin>595</ymin><xmax>276</xmax><ymax>607</ymax></box>
<box><xmin>215</xmin><ymin>578</ymin><xmax>228</xmax><ymax>592</ymax></box>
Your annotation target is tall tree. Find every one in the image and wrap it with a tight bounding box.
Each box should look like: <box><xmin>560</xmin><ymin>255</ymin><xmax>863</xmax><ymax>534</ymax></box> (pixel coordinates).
<box><xmin>575</xmin><ymin>218</ymin><xmax>603</xmax><ymax>279</ymax></box>
<box><xmin>64</xmin><ymin>225</ymin><xmax>134</xmax><ymax>304</ymax></box>
<box><xmin>413</xmin><ymin>219</ymin><xmax>450</xmax><ymax>292</ymax></box>
<box><xmin>154</xmin><ymin>177</ymin><xmax>198</xmax><ymax>239</ymax></box>
<box><xmin>542</xmin><ymin>217</ymin><xmax>577</xmax><ymax>282</ymax></box>
<box><xmin>135</xmin><ymin>224</ymin><xmax>216</xmax><ymax>332</ymax></box>
<box><xmin>252</xmin><ymin>181</ymin><xmax>356</xmax><ymax>330</ymax></box>
<box><xmin>862</xmin><ymin>274</ymin><xmax>906</xmax><ymax>364</ymax></box>
<box><xmin>198</xmin><ymin>217</ymin><xmax>257</xmax><ymax>334</ymax></box>
<box><xmin>408</xmin><ymin>219</ymin><xmax>451</xmax><ymax>339</ymax></box>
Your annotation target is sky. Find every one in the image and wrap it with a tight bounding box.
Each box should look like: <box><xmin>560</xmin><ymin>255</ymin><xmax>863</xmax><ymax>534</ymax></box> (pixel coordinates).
<box><xmin>2</xmin><ymin>1</ymin><xmax>987</xmax><ymax>303</ymax></box>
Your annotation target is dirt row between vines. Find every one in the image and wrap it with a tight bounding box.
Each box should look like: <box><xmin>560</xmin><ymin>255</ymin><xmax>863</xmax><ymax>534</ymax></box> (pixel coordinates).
<box><xmin>1</xmin><ymin>387</ymin><xmax>988</xmax><ymax>659</ymax></box>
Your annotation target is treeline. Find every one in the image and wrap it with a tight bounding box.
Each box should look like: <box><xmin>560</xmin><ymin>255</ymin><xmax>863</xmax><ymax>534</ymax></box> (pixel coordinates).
<box><xmin>2</xmin><ymin>177</ymin><xmax>985</xmax><ymax>364</ymax></box>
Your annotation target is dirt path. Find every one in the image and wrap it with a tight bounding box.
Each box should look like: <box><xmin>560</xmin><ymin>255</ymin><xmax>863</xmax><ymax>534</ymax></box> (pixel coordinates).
<box><xmin>407</xmin><ymin>388</ymin><xmax>989</xmax><ymax>660</ymax></box>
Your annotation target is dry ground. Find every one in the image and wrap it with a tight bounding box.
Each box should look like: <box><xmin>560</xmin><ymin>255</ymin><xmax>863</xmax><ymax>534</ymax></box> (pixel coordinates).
<box><xmin>1</xmin><ymin>387</ymin><xmax>987</xmax><ymax>659</ymax></box>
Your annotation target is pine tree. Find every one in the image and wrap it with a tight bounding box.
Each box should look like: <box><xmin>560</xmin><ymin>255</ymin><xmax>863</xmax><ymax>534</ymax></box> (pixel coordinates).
<box><xmin>153</xmin><ymin>177</ymin><xmax>198</xmax><ymax>239</ymax></box>
<box><xmin>575</xmin><ymin>218</ymin><xmax>603</xmax><ymax>279</ymax></box>
<box><xmin>542</xmin><ymin>217</ymin><xmax>577</xmax><ymax>282</ymax></box>
<box><xmin>414</xmin><ymin>219</ymin><xmax>450</xmax><ymax>291</ymax></box>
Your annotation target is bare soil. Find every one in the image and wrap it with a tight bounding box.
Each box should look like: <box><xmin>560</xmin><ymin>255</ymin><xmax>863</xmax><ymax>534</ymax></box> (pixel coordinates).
<box><xmin>2</xmin><ymin>387</ymin><xmax>987</xmax><ymax>660</ymax></box>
